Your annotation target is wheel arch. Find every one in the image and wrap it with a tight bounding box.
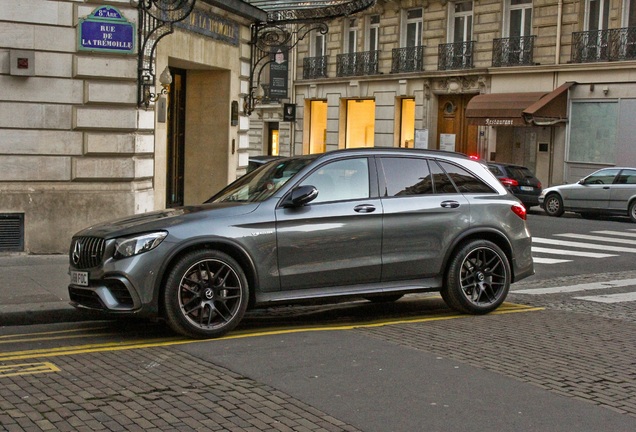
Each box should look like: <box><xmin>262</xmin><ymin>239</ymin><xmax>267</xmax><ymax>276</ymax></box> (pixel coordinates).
<box><xmin>442</xmin><ymin>229</ymin><xmax>514</xmax><ymax>282</ymax></box>
<box><xmin>155</xmin><ymin>239</ymin><xmax>258</xmax><ymax>318</ymax></box>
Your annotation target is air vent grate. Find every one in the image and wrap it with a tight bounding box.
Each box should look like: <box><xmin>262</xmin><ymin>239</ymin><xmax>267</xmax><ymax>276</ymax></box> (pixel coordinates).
<box><xmin>0</xmin><ymin>213</ymin><xmax>24</xmax><ymax>252</ymax></box>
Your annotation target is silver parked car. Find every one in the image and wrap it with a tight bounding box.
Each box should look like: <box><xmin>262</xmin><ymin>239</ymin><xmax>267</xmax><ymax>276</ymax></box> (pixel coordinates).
<box><xmin>539</xmin><ymin>167</ymin><xmax>636</xmax><ymax>222</ymax></box>
<box><xmin>68</xmin><ymin>148</ymin><xmax>534</xmax><ymax>338</ymax></box>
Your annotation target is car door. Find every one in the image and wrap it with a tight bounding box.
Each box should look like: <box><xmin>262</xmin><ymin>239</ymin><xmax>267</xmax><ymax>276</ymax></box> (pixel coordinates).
<box><xmin>378</xmin><ymin>157</ymin><xmax>471</xmax><ymax>280</ymax></box>
<box><xmin>275</xmin><ymin>157</ymin><xmax>382</xmax><ymax>290</ymax></box>
<box><xmin>564</xmin><ymin>168</ymin><xmax>619</xmax><ymax>210</ymax></box>
<box><xmin>609</xmin><ymin>169</ymin><xmax>636</xmax><ymax>211</ymax></box>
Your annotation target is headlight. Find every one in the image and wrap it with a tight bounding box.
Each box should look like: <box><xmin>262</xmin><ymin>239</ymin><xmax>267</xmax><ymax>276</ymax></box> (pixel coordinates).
<box><xmin>114</xmin><ymin>232</ymin><xmax>167</xmax><ymax>259</ymax></box>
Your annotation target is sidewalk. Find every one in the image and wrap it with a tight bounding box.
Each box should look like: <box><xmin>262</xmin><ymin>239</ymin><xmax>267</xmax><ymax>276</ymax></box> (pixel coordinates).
<box><xmin>0</xmin><ymin>254</ymin><xmax>99</xmax><ymax>326</ymax></box>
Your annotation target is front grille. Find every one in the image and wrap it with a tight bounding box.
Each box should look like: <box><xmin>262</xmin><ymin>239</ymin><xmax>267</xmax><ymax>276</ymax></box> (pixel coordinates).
<box><xmin>70</xmin><ymin>236</ymin><xmax>105</xmax><ymax>269</ymax></box>
<box><xmin>69</xmin><ymin>287</ymin><xmax>104</xmax><ymax>309</ymax></box>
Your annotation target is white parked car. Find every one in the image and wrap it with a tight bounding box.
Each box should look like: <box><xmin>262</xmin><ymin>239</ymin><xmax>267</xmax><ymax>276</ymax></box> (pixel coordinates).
<box><xmin>539</xmin><ymin>167</ymin><xmax>636</xmax><ymax>222</ymax></box>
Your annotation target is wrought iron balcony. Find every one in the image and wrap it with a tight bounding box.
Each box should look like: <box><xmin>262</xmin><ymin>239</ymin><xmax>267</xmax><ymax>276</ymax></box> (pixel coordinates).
<box><xmin>571</xmin><ymin>27</ymin><xmax>636</xmax><ymax>63</ymax></box>
<box><xmin>303</xmin><ymin>55</ymin><xmax>328</xmax><ymax>79</ymax></box>
<box><xmin>438</xmin><ymin>41</ymin><xmax>474</xmax><ymax>70</ymax></box>
<box><xmin>391</xmin><ymin>46</ymin><xmax>425</xmax><ymax>73</ymax></box>
<box><xmin>336</xmin><ymin>50</ymin><xmax>380</xmax><ymax>77</ymax></box>
<box><xmin>492</xmin><ymin>36</ymin><xmax>535</xmax><ymax>67</ymax></box>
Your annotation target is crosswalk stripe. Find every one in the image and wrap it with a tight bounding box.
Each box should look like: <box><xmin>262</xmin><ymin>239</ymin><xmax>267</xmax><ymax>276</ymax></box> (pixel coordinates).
<box><xmin>555</xmin><ymin>233</ymin><xmax>636</xmax><ymax>245</ymax></box>
<box><xmin>532</xmin><ymin>257</ymin><xmax>572</xmax><ymax>264</ymax></box>
<box><xmin>532</xmin><ymin>237</ymin><xmax>636</xmax><ymax>253</ymax></box>
<box><xmin>531</xmin><ymin>246</ymin><xmax>616</xmax><ymax>258</ymax></box>
<box><xmin>513</xmin><ymin>278</ymin><xmax>636</xmax><ymax>294</ymax></box>
<box><xmin>592</xmin><ymin>230</ymin><xmax>636</xmax><ymax>238</ymax></box>
<box><xmin>573</xmin><ymin>292</ymin><xmax>636</xmax><ymax>303</ymax></box>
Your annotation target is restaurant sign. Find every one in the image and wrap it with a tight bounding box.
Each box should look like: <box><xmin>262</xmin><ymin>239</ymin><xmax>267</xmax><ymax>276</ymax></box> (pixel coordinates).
<box><xmin>78</xmin><ymin>6</ymin><xmax>135</xmax><ymax>54</ymax></box>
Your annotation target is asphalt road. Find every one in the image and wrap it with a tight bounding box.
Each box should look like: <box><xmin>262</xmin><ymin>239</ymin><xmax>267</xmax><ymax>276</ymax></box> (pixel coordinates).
<box><xmin>2</xmin><ymin>210</ymin><xmax>636</xmax><ymax>431</ymax></box>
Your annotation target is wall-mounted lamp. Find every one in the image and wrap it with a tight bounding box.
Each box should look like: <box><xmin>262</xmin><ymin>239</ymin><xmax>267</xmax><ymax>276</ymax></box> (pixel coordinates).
<box><xmin>142</xmin><ymin>66</ymin><xmax>172</xmax><ymax>109</ymax></box>
<box><xmin>603</xmin><ymin>86</ymin><xmax>609</xmax><ymax>95</ymax></box>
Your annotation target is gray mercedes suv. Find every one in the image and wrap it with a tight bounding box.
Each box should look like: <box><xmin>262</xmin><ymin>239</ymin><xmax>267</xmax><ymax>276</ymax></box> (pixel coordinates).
<box><xmin>68</xmin><ymin>148</ymin><xmax>534</xmax><ymax>338</ymax></box>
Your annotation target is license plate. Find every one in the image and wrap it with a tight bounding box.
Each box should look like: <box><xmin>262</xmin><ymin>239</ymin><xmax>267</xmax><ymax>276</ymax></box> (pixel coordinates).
<box><xmin>520</xmin><ymin>186</ymin><xmax>534</xmax><ymax>191</ymax></box>
<box><xmin>70</xmin><ymin>271</ymin><xmax>89</xmax><ymax>287</ymax></box>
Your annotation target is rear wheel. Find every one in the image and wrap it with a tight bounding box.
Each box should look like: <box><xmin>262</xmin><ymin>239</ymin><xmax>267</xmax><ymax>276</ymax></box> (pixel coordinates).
<box><xmin>164</xmin><ymin>250</ymin><xmax>249</xmax><ymax>339</ymax></box>
<box><xmin>543</xmin><ymin>193</ymin><xmax>564</xmax><ymax>217</ymax></box>
<box><xmin>442</xmin><ymin>240</ymin><xmax>511</xmax><ymax>314</ymax></box>
<box><xmin>629</xmin><ymin>201</ymin><xmax>636</xmax><ymax>223</ymax></box>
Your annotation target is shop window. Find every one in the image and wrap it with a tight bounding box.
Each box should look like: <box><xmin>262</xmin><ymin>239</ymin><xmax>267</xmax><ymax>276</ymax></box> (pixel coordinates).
<box><xmin>569</xmin><ymin>101</ymin><xmax>617</xmax><ymax>164</ymax></box>
<box><xmin>309</xmin><ymin>100</ymin><xmax>327</xmax><ymax>154</ymax></box>
<box><xmin>346</xmin><ymin>99</ymin><xmax>375</xmax><ymax>148</ymax></box>
<box><xmin>400</xmin><ymin>98</ymin><xmax>415</xmax><ymax>148</ymax></box>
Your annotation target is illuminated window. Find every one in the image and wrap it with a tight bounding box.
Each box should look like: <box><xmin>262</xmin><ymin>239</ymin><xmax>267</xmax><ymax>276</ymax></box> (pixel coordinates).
<box><xmin>400</xmin><ymin>98</ymin><xmax>415</xmax><ymax>148</ymax></box>
<box><xmin>309</xmin><ymin>100</ymin><xmax>327</xmax><ymax>154</ymax></box>
<box><xmin>346</xmin><ymin>99</ymin><xmax>375</xmax><ymax>148</ymax></box>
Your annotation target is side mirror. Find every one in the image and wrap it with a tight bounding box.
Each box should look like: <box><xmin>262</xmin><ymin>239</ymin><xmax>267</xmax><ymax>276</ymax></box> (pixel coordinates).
<box><xmin>285</xmin><ymin>185</ymin><xmax>318</xmax><ymax>207</ymax></box>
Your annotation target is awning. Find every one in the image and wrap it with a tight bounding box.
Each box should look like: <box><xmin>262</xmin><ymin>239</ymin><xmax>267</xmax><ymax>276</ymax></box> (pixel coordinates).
<box><xmin>465</xmin><ymin>82</ymin><xmax>576</xmax><ymax>127</ymax></box>
<box><xmin>523</xmin><ymin>82</ymin><xmax>575</xmax><ymax>125</ymax></box>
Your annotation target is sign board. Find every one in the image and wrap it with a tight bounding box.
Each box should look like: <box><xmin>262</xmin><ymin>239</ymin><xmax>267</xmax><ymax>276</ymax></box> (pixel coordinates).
<box><xmin>414</xmin><ymin>129</ymin><xmax>428</xmax><ymax>149</ymax></box>
<box><xmin>283</xmin><ymin>104</ymin><xmax>296</xmax><ymax>122</ymax></box>
<box><xmin>78</xmin><ymin>6</ymin><xmax>135</xmax><ymax>54</ymax></box>
<box><xmin>269</xmin><ymin>48</ymin><xmax>289</xmax><ymax>101</ymax></box>
<box><xmin>175</xmin><ymin>9</ymin><xmax>239</xmax><ymax>46</ymax></box>
<box><xmin>440</xmin><ymin>134</ymin><xmax>456</xmax><ymax>152</ymax></box>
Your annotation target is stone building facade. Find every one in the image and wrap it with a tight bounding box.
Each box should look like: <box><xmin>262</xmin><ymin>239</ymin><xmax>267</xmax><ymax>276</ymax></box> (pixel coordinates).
<box><xmin>0</xmin><ymin>0</ymin><xmax>264</xmax><ymax>253</ymax></box>
<box><xmin>289</xmin><ymin>0</ymin><xmax>636</xmax><ymax>189</ymax></box>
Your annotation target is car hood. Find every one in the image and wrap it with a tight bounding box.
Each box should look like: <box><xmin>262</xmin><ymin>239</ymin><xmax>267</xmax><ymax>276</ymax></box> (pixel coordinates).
<box><xmin>543</xmin><ymin>183</ymin><xmax>580</xmax><ymax>194</ymax></box>
<box><xmin>74</xmin><ymin>202</ymin><xmax>259</xmax><ymax>238</ymax></box>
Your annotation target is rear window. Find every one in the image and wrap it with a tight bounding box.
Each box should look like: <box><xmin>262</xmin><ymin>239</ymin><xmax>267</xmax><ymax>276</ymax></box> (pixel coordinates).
<box><xmin>437</xmin><ymin>161</ymin><xmax>496</xmax><ymax>193</ymax></box>
<box><xmin>507</xmin><ymin>166</ymin><xmax>535</xmax><ymax>180</ymax></box>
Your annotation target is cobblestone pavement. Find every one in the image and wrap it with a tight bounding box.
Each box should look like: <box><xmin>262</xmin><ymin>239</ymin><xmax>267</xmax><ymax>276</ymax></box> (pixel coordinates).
<box><xmin>359</xmin><ymin>309</ymin><xmax>636</xmax><ymax>418</ymax></box>
<box><xmin>0</xmin><ymin>348</ymin><xmax>360</xmax><ymax>432</ymax></box>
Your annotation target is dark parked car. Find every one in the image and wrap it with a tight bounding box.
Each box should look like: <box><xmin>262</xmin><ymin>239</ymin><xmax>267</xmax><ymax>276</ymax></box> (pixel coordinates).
<box><xmin>68</xmin><ymin>148</ymin><xmax>534</xmax><ymax>338</ymax></box>
<box><xmin>539</xmin><ymin>167</ymin><xmax>636</xmax><ymax>222</ymax></box>
<box><xmin>487</xmin><ymin>162</ymin><xmax>542</xmax><ymax>208</ymax></box>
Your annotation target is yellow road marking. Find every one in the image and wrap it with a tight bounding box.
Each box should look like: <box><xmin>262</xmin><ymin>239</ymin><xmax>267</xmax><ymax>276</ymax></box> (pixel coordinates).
<box><xmin>0</xmin><ymin>303</ymin><xmax>543</xmax><ymax>364</ymax></box>
<box><xmin>0</xmin><ymin>362</ymin><xmax>60</xmax><ymax>378</ymax></box>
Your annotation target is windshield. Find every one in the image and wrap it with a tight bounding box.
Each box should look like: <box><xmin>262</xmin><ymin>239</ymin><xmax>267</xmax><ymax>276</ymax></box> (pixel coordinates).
<box><xmin>206</xmin><ymin>156</ymin><xmax>317</xmax><ymax>203</ymax></box>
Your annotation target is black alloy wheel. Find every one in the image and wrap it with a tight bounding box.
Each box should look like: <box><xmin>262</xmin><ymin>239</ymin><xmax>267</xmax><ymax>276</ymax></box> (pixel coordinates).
<box><xmin>442</xmin><ymin>240</ymin><xmax>511</xmax><ymax>314</ymax></box>
<box><xmin>164</xmin><ymin>250</ymin><xmax>248</xmax><ymax>338</ymax></box>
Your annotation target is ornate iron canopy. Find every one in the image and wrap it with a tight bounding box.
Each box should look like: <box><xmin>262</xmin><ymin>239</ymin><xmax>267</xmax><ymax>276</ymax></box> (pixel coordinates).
<box><xmin>245</xmin><ymin>0</ymin><xmax>376</xmax><ymax>24</ymax></box>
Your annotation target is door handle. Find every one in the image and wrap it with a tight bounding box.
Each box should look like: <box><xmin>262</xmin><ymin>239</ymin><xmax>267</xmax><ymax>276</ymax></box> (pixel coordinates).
<box><xmin>354</xmin><ymin>204</ymin><xmax>376</xmax><ymax>213</ymax></box>
<box><xmin>603</xmin><ymin>186</ymin><xmax>610</xmax><ymax>189</ymax></box>
<box><xmin>440</xmin><ymin>200</ymin><xmax>460</xmax><ymax>209</ymax></box>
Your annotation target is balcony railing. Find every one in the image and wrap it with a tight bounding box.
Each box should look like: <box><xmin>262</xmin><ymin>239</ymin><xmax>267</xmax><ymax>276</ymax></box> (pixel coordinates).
<box><xmin>492</xmin><ymin>35</ymin><xmax>535</xmax><ymax>67</ymax></box>
<box><xmin>336</xmin><ymin>50</ymin><xmax>380</xmax><ymax>77</ymax></box>
<box><xmin>391</xmin><ymin>46</ymin><xmax>425</xmax><ymax>73</ymax></box>
<box><xmin>571</xmin><ymin>27</ymin><xmax>636</xmax><ymax>63</ymax></box>
<box><xmin>303</xmin><ymin>55</ymin><xmax>328</xmax><ymax>79</ymax></box>
<box><xmin>438</xmin><ymin>41</ymin><xmax>474</xmax><ymax>70</ymax></box>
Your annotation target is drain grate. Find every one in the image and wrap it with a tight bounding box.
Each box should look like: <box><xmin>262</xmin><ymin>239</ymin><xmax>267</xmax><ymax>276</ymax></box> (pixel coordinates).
<box><xmin>0</xmin><ymin>213</ymin><xmax>24</xmax><ymax>252</ymax></box>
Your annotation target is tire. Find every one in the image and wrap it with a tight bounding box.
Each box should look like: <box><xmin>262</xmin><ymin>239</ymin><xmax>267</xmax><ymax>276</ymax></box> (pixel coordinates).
<box><xmin>543</xmin><ymin>193</ymin><xmax>564</xmax><ymax>217</ymax></box>
<box><xmin>441</xmin><ymin>240</ymin><xmax>511</xmax><ymax>314</ymax></box>
<box><xmin>365</xmin><ymin>294</ymin><xmax>404</xmax><ymax>303</ymax></box>
<box><xmin>164</xmin><ymin>250</ymin><xmax>249</xmax><ymax>339</ymax></box>
<box><xmin>629</xmin><ymin>200</ymin><xmax>636</xmax><ymax>223</ymax></box>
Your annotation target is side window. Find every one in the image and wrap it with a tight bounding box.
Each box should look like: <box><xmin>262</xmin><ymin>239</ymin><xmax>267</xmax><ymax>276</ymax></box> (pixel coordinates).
<box><xmin>583</xmin><ymin>169</ymin><xmax>619</xmax><ymax>185</ymax></box>
<box><xmin>617</xmin><ymin>169</ymin><xmax>636</xmax><ymax>184</ymax></box>
<box><xmin>301</xmin><ymin>158</ymin><xmax>369</xmax><ymax>203</ymax></box>
<box><xmin>488</xmin><ymin>165</ymin><xmax>503</xmax><ymax>176</ymax></box>
<box><xmin>437</xmin><ymin>161</ymin><xmax>495</xmax><ymax>193</ymax></box>
<box><xmin>380</xmin><ymin>157</ymin><xmax>433</xmax><ymax>196</ymax></box>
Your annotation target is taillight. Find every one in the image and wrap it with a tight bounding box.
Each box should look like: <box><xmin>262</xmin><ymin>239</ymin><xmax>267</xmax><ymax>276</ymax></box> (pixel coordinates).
<box><xmin>500</xmin><ymin>177</ymin><xmax>519</xmax><ymax>187</ymax></box>
<box><xmin>537</xmin><ymin>181</ymin><xmax>542</xmax><ymax>189</ymax></box>
<box><xmin>511</xmin><ymin>203</ymin><xmax>527</xmax><ymax>220</ymax></box>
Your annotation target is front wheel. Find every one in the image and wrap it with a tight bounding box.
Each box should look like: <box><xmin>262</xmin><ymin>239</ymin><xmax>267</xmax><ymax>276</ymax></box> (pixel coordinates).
<box><xmin>629</xmin><ymin>200</ymin><xmax>636</xmax><ymax>223</ymax></box>
<box><xmin>543</xmin><ymin>193</ymin><xmax>564</xmax><ymax>217</ymax></box>
<box><xmin>164</xmin><ymin>250</ymin><xmax>249</xmax><ymax>338</ymax></box>
<box><xmin>442</xmin><ymin>240</ymin><xmax>511</xmax><ymax>314</ymax></box>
